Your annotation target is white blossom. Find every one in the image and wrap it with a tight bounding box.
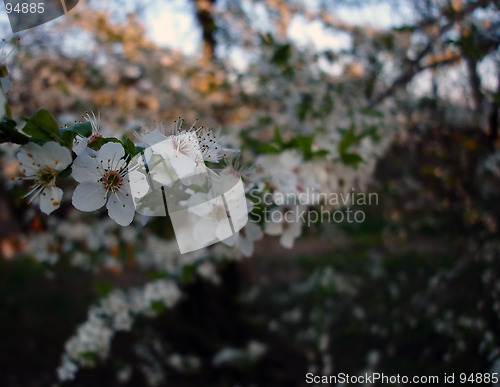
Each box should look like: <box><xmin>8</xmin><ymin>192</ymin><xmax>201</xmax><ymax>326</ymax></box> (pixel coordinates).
<box><xmin>264</xmin><ymin>205</ymin><xmax>306</xmax><ymax>249</ymax></box>
<box><xmin>254</xmin><ymin>150</ymin><xmax>302</xmax><ymax>195</ymax></box>
<box><xmin>139</xmin><ymin>120</ymin><xmax>229</xmax><ymax>174</ymax></box>
<box><xmin>71</xmin><ymin>142</ymin><xmax>148</xmax><ymax>226</ymax></box>
<box><xmin>57</xmin><ymin>355</ymin><xmax>78</xmax><ymax>381</ymax></box>
<box><xmin>16</xmin><ymin>142</ymin><xmax>72</xmax><ymax>215</ymax></box>
<box><xmin>197</xmin><ymin>260</ymin><xmax>221</xmax><ymax>284</ymax></box>
<box><xmin>225</xmin><ymin>221</ymin><xmax>263</xmax><ymax>258</ymax></box>
<box><xmin>144</xmin><ymin>279</ymin><xmax>182</xmax><ymax>308</ymax></box>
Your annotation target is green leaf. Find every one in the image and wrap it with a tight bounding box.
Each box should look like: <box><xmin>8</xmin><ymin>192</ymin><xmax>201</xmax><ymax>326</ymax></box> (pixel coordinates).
<box><xmin>312</xmin><ymin>149</ymin><xmax>330</xmax><ymax>158</ymax></box>
<box><xmin>0</xmin><ymin>64</ymin><xmax>9</xmax><ymax>78</ymax></box>
<box><xmin>360</xmin><ymin>107</ymin><xmax>384</xmax><ymax>117</ymax></box>
<box><xmin>0</xmin><ymin>117</ymin><xmax>29</xmax><ymax>145</ymax></box>
<box><xmin>98</xmin><ymin>137</ymin><xmax>122</xmax><ymax>146</ymax></box>
<box><xmin>488</xmin><ymin>91</ymin><xmax>500</xmax><ymax>105</ymax></box>
<box><xmin>241</xmin><ymin>132</ymin><xmax>280</xmax><ymax>155</ymax></box>
<box><xmin>274</xmin><ymin>126</ymin><xmax>285</xmax><ymax>147</ymax></box>
<box><xmin>58</xmin><ymin>167</ymin><xmax>72</xmax><ymax>179</ymax></box>
<box><xmin>257</xmin><ymin>116</ymin><xmax>272</xmax><ymax>125</ymax></box>
<box><xmin>271</xmin><ymin>43</ymin><xmax>291</xmax><ymax>67</ymax></box>
<box><xmin>341</xmin><ymin>153</ymin><xmax>363</xmax><ymax>167</ymax></box>
<box><xmin>338</xmin><ymin>125</ymin><xmax>358</xmax><ymax>155</ymax></box>
<box><xmin>366</xmin><ymin>127</ymin><xmax>381</xmax><ymax>142</ymax></box>
<box><xmin>79</xmin><ymin>351</ymin><xmax>99</xmax><ymax>363</ymax></box>
<box><xmin>1</xmin><ymin>116</ymin><xmax>16</xmax><ymax>129</ymax></box>
<box><xmin>258</xmin><ymin>143</ymin><xmax>281</xmax><ymax>154</ymax></box>
<box><xmin>124</xmin><ymin>138</ymin><xmax>138</xmax><ymax>158</ymax></box>
<box><xmin>4</xmin><ymin>100</ymin><xmax>12</xmax><ymax>119</ymax></box>
<box><xmin>151</xmin><ymin>300</ymin><xmax>166</xmax><ymax>314</ymax></box>
<box><xmin>321</xmin><ymin>95</ymin><xmax>334</xmax><ymax>114</ymax></box>
<box><xmin>93</xmin><ymin>280</ymin><xmax>114</xmax><ymax>297</ymax></box>
<box><xmin>67</xmin><ymin>122</ymin><xmax>92</xmax><ymax>137</ymax></box>
<box><xmin>61</xmin><ymin>130</ymin><xmax>78</xmax><ymax>148</ymax></box>
<box><xmin>260</xmin><ymin>32</ymin><xmax>274</xmax><ymax>46</ymax></box>
<box><xmin>181</xmin><ymin>264</ymin><xmax>196</xmax><ymax>284</ymax></box>
<box><xmin>148</xmin><ymin>270</ymin><xmax>167</xmax><ymax>280</ymax></box>
<box><xmin>291</xmin><ymin>134</ymin><xmax>315</xmax><ymax>160</ymax></box>
<box><xmin>296</xmin><ymin>93</ymin><xmax>314</xmax><ymax>122</ymax></box>
<box><xmin>22</xmin><ymin>109</ymin><xmax>62</xmax><ymax>142</ymax></box>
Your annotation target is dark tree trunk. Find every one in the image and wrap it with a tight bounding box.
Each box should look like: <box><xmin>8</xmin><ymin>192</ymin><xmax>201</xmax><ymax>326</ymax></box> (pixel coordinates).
<box><xmin>466</xmin><ymin>57</ymin><xmax>484</xmax><ymax>115</ymax></box>
<box><xmin>488</xmin><ymin>66</ymin><xmax>500</xmax><ymax>145</ymax></box>
<box><xmin>193</xmin><ymin>0</ymin><xmax>217</xmax><ymax>62</ymax></box>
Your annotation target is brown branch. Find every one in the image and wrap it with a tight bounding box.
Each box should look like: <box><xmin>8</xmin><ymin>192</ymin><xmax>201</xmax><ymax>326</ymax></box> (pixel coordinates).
<box><xmin>368</xmin><ymin>54</ymin><xmax>461</xmax><ymax>108</ymax></box>
<box><xmin>367</xmin><ymin>0</ymin><xmax>491</xmax><ymax>109</ymax></box>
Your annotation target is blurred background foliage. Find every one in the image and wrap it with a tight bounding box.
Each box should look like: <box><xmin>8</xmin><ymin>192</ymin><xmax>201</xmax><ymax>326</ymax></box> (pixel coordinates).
<box><xmin>0</xmin><ymin>0</ymin><xmax>499</xmax><ymax>385</ymax></box>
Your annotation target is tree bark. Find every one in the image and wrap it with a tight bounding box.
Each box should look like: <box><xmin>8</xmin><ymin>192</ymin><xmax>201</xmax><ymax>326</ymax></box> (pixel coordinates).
<box><xmin>193</xmin><ymin>0</ymin><xmax>217</xmax><ymax>62</ymax></box>
<box><xmin>465</xmin><ymin>57</ymin><xmax>484</xmax><ymax>114</ymax></box>
<box><xmin>488</xmin><ymin>66</ymin><xmax>500</xmax><ymax>145</ymax></box>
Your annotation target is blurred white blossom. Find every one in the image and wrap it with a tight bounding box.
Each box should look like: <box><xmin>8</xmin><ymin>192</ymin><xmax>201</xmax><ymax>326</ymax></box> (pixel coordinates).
<box><xmin>16</xmin><ymin>142</ymin><xmax>72</xmax><ymax>215</ymax></box>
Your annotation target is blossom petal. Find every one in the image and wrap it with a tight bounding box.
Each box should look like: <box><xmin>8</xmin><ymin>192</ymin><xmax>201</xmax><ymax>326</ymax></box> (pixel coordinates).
<box><xmin>280</xmin><ymin>221</ymin><xmax>302</xmax><ymax>249</ymax></box>
<box><xmin>1</xmin><ymin>77</ymin><xmax>12</xmax><ymax>93</ymax></box>
<box><xmin>151</xmin><ymin>138</ymin><xmax>175</xmax><ymax>158</ymax></box>
<box><xmin>280</xmin><ymin>232</ymin><xmax>296</xmax><ymax>249</ymax></box>
<box><xmin>192</xmin><ymin>217</ymin><xmax>217</xmax><ymax>245</ymax></box>
<box><xmin>72</xmin><ymin>155</ymin><xmax>101</xmax><ymax>183</ymax></box>
<box><xmin>222</xmin><ymin>233</ymin><xmax>238</xmax><ymax>247</ymax></box>
<box><xmin>40</xmin><ymin>142</ymin><xmax>72</xmax><ymax>170</ymax></box>
<box><xmin>40</xmin><ymin>185</ymin><xmax>63</xmax><ymax>215</ymax></box>
<box><xmin>264</xmin><ymin>209</ymin><xmax>284</xmax><ymax>236</ymax></box>
<box><xmin>245</xmin><ymin>222</ymin><xmax>263</xmax><ymax>242</ymax></box>
<box><xmin>106</xmin><ymin>189</ymin><xmax>136</xmax><ymax>226</ymax></box>
<box><xmin>73</xmin><ymin>137</ymin><xmax>88</xmax><ymax>155</ymax></box>
<box><xmin>17</xmin><ymin>143</ymin><xmax>42</xmax><ymax>176</ymax></box>
<box><xmin>151</xmin><ymin>138</ymin><xmax>197</xmax><ymax>178</ymax></box>
<box><xmin>215</xmin><ymin>219</ymin><xmax>233</xmax><ymax>241</ymax></box>
<box><xmin>128</xmin><ymin>171</ymin><xmax>150</xmax><ymax>198</ymax></box>
<box><xmin>141</xmin><ymin>129</ymin><xmax>169</xmax><ymax>146</ymax></box>
<box><xmin>169</xmin><ymin>152</ymin><xmax>197</xmax><ymax>178</ymax></box>
<box><xmin>150</xmin><ymin>161</ymin><xmax>175</xmax><ymax>186</ymax></box>
<box><xmin>238</xmin><ymin>236</ymin><xmax>254</xmax><ymax>257</ymax></box>
<box><xmin>97</xmin><ymin>142</ymin><xmax>125</xmax><ymax>171</ymax></box>
<box><xmin>72</xmin><ymin>182</ymin><xmax>107</xmax><ymax>211</ymax></box>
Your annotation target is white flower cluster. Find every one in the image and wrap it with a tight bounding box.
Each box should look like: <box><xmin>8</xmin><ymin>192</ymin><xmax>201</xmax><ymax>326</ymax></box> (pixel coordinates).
<box><xmin>212</xmin><ymin>340</ymin><xmax>267</xmax><ymax>366</ymax></box>
<box><xmin>248</xmin><ymin>131</ymin><xmax>392</xmax><ymax>249</ymax></box>
<box><xmin>13</xmin><ymin>115</ymin><xmax>239</xmax><ymax>228</ymax></box>
<box><xmin>57</xmin><ymin>279</ymin><xmax>182</xmax><ymax>381</ymax></box>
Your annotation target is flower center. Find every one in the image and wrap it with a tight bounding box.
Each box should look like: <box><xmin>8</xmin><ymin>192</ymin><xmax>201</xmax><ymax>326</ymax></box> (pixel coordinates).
<box><xmin>172</xmin><ymin>134</ymin><xmax>197</xmax><ymax>156</ymax></box>
<box><xmin>102</xmin><ymin>170</ymin><xmax>123</xmax><ymax>192</ymax></box>
<box><xmin>87</xmin><ymin>134</ymin><xmax>101</xmax><ymax>150</ymax></box>
<box><xmin>37</xmin><ymin>166</ymin><xmax>57</xmax><ymax>186</ymax></box>
<box><xmin>211</xmin><ymin>205</ymin><xmax>227</xmax><ymax>221</ymax></box>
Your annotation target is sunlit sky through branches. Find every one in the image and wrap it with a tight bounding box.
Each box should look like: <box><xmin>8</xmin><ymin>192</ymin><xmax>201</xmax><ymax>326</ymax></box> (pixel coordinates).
<box><xmin>146</xmin><ymin>0</ymin><xmax>412</xmax><ymax>66</ymax></box>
